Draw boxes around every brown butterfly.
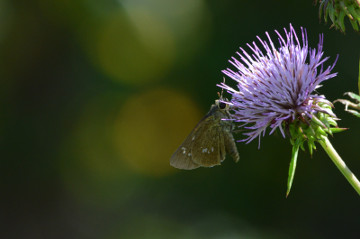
[170,96,239,170]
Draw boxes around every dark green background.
[1,0,359,238]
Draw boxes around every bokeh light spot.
[114,88,203,176]
[97,11,175,85]
[121,0,211,62]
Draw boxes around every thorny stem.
[319,136,360,196]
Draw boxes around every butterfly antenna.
[218,77,226,99]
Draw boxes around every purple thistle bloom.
[220,24,338,145]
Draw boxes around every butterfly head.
[215,99,230,110]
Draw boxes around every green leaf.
[350,19,359,31]
[311,115,327,129]
[330,127,348,133]
[346,109,360,118]
[307,138,316,156]
[338,9,346,32]
[345,92,360,102]
[286,140,300,198]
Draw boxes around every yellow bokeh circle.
[96,11,175,85]
[114,88,203,176]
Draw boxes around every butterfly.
[170,95,239,170]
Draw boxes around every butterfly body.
[170,100,239,170]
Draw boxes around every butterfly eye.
[219,102,227,109]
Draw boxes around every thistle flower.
[219,24,360,196]
[220,24,338,146]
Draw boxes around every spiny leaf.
[345,92,360,102]
[287,140,301,198]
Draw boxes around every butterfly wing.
[170,110,223,169]
[190,113,227,167]
[170,103,238,170]
[170,130,200,170]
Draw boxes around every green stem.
[358,56,360,95]
[319,136,360,195]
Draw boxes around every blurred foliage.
[334,59,360,117]
[0,0,360,238]
[317,0,360,32]
[335,92,360,117]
